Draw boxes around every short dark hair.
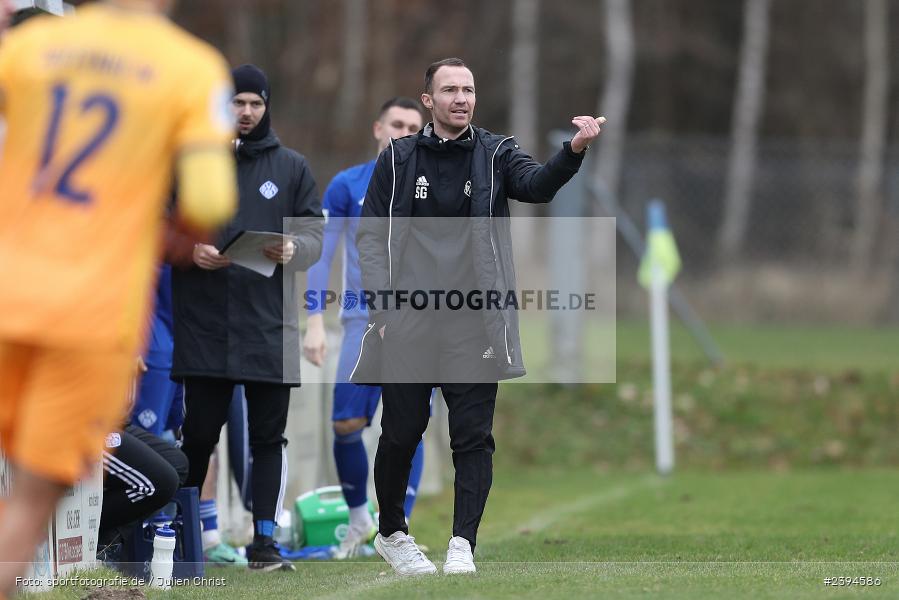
[424,58,468,94]
[377,97,421,121]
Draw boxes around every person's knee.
[248,433,287,453]
[334,428,364,449]
[182,425,221,451]
[3,467,67,525]
[333,417,367,437]
[450,429,495,455]
[380,427,426,453]
[379,411,429,450]
[169,449,189,487]
[153,465,180,505]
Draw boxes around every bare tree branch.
[336,0,368,132]
[718,0,770,262]
[594,0,635,203]
[851,0,889,274]
[510,0,539,154]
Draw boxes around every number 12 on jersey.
[35,83,120,204]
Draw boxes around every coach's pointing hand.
[570,116,606,154]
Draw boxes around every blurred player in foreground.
[0,0,236,593]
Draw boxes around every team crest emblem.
[464,180,472,197]
[260,181,279,199]
[137,409,157,429]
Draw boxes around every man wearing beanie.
[172,64,323,571]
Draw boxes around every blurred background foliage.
[166,0,899,324]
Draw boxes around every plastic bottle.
[150,525,176,589]
[274,508,293,549]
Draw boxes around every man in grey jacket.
[355,58,603,576]
[172,64,322,571]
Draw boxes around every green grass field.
[518,317,899,380]
[37,468,899,599]
[29,322,899,599]
[615,319,899,373]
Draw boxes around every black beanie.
[232,64,271,141]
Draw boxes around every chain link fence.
[610,133,899,324]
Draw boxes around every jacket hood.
[236,129,280,159]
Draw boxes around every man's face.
[0,0,12,32]
[157,0,177,14]
[373,106,423,152]
[232,92,266,136]
[421,66,475,134]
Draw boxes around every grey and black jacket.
[171,130,323,386]
[352,124,585,382]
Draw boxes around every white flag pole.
[650,260,674,475]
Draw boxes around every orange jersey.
[0,5,235,351]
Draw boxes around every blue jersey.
[145,263,174,369]
[307,160,375,321]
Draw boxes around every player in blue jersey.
[131,262,249,566]
[304,97,423,559]
[132,263,182,438]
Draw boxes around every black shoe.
[96,540,124,564]
[96,529,125,564]
[247,537,295,572]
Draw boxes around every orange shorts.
[0,340,133,485]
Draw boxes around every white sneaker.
[443,536,476,574]
[374,532,437,576]
[332,522,377,559]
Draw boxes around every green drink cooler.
[293,485,376,547]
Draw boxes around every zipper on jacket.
[349,322,376,381]
[491,137,516,366]
[488,136,516,263]
[503,325,512,365]
[387,138,397,288]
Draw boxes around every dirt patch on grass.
[82,587,146,600]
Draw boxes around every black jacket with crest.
[352,124,585,382]
[172,130,323,385]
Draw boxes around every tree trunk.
[717,0,770,262]
[590,0,634,276]
[885,216,899,323]
[851,0,889,275]
[224,0,252,65]
[336,0,367,133]
[510,0,540,260]
[594,0,635,205]
[510,0,539,154]
[370,0,397,115]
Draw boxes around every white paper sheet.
[221,230,296,278]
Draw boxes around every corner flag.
[640,200,679,475]
[638,201,681,289]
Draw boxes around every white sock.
[348,505,373,530]
[202,527,221,551]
